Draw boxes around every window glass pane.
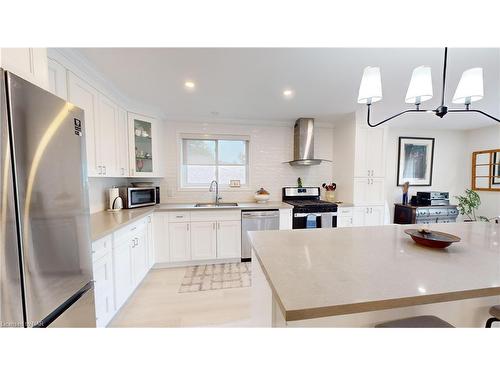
[185,165,216,185]
[218,140,246,165]
[475,177,490,189]
[475,153,489,165]
[218,166,246,185]
[184,140,216,165]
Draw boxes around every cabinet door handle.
[367,169,370,177]
[98,166,102,175]
[187,223,189,231]
[103,165,106,175]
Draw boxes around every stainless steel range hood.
[287,118,331,166]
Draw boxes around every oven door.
[293,212,337,229]
[129,188,156,208]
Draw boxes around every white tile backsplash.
[160,121,335,203]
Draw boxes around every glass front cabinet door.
[128,112,157,176]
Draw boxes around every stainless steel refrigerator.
[0,69,95,327]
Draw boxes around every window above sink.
[180,134,249,189]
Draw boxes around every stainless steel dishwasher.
[241,210,280,261]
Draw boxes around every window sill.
[178,186,253,192]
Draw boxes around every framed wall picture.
[397,137,435,186]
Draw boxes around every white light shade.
[357,66,382,104]
[405,66,433,104]
[452,67,484,104]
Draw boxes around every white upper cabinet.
[97,93,119,177]
[128,112,159,177]
[0,48,49,89]
[354,127,385,178]
[47,58,68,100]
[116,107,129,177]
[67,72,101,176]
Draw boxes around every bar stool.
[485,305,500,328]
[375,315,454,328]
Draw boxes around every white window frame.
[179,133,250,190]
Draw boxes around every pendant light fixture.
[357,48,500,127]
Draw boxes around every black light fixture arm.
[366,104,433,128]
[448,108,500,122]
[364,47,500,127]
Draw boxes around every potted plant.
[454,189,489,222]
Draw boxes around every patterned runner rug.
[179,262,251,293]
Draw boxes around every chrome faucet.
[209,180,221,205]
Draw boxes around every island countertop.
[249,222,500,322]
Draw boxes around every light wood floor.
[109,267,252,327]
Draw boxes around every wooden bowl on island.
[404,228,461,249]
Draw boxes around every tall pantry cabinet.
[333,111,387,227]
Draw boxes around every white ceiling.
[73,48,500,130]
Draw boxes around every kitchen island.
[250,222,500,327]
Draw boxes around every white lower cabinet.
[169,222,191,262]
[113,237,133,311]
[156,210,242,265]
[216,220,241,259]
[352,206,385,227]
[92,236,115,328]
[131,227,148,286]
[153,213,170,263]
[337,207,354,228]
[191,221,217,260]
[338,216,354,227]
[146,215,154,268]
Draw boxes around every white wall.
[88,178,128,213]
[158,121,335,203]
[385,127,468,222]
[465,125,500,220]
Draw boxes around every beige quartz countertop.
[249,222,500,321]
[91,201,292,241]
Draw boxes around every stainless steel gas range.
[282,187,338,229]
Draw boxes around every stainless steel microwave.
[118,186,158,208]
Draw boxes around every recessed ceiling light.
[185,81,195,89]
[283,89,294,98]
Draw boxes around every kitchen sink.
[194,202,239,208]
